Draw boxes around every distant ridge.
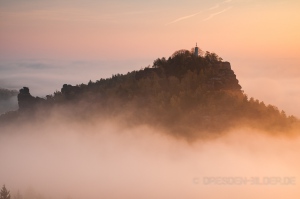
[0,88,18,101]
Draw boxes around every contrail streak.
[209,4,220,10]
[208,0,232,12]
[166,11,202,25]
[203,7,232,21]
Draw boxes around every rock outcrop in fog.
[0,49,299,139]
[18,87,45,111]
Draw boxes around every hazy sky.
[1,0,300,116]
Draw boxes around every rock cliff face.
[210,62,242,91]
[135,61,241,92]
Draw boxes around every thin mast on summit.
[194,43,199,57]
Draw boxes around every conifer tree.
[0,185,10,199]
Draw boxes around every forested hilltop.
[0,50,298,139]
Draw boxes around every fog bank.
[1,120,299,199]
[0,96,18,115]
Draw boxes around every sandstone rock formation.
[18,87,44,111]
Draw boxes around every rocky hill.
[0,49,298,139]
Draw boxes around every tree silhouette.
[0,185,10,199]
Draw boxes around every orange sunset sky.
[0,0,300,116]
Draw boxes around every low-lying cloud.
[0,97,18,115]
[0,59,149,97]
[1,115,299,199]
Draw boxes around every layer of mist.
[1,113,299,199]
[0,59,149,97]
[0,96,18,115]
